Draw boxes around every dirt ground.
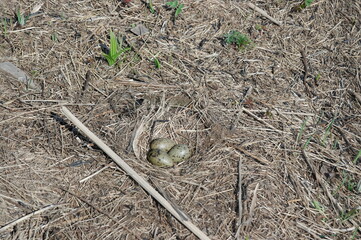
[0,0,360,239]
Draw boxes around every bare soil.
[0,0,360,239]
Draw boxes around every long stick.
[235,157,243,238]
[61,106,210,240]
[0,205,57,232]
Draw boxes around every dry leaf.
[130,24,149,36]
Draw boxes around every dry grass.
[1,0,360,239]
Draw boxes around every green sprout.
[343,175,356,192]
[321,118,335,146]
[51,33,58,42]
[311,200,324,213]
[16,9,28,26]
[102,31,130,66]
[293,0,315,12]
[353,149,361,164]
[339,208,360,221]
[224,30,252,49]
[153,57,161,69]
[303,135,313,149]
[166,0,184,18]
[345,180,357,192]
[148,0,156,14]
[1,18,9,36]
[296,118,308,144]
[350,228,360,240]
[338,171,358,193]
[303,0,315,8]
[314,73,321,82]
[311,200,327,221]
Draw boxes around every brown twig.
[235,157,243,238]
[234,146,271,165]
[81,70,91,95]
[287,169,310,207]
[300,49,318,96]
[242,108,286,134]
[334,125,359,156]
[247,3,282,26]
[114,78,178,89]
[126,120,145,157]
[348,89,361,105]
[79,162,113,183]
[243,182,260,232]
[300,49,309,82]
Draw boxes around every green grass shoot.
[339,208,360,221]
[321,118,335,146]
[51,33,58,42]
[311,200,324,212]
[345,179,356,192]
[353,149,361,164]
[148,0,155,14]
[16,9,28,26]
[337,170,358,193]
[314,73,321,82]
[350,228,360,240]
[303,135,313,149]
[103,31,130,66]
[311,200,327,220]
[153,57,161,69]
[296,118,308,144]
[1,18,9,36]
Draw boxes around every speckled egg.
[168,144,191,163]
[147,149,174,167]
[149,138,176,152]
